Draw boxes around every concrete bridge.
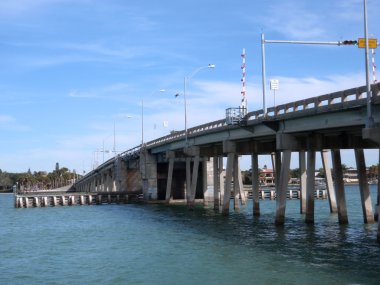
[16,83,380,242]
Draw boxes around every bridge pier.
[165,151,175,203]
[321,150,338,213]
[332,150,348,224]
[251,153,260,216]
[299,151,307,214]
[183,146,205,209]
[140,148,158,201]
[212,156,223,211]
[375,150,380,222]
[233,155,246,210]
[355,149,374,224]
[275,151,291,225]
[221,141,245,215]
[305,150,316,224]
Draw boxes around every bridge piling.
[165,151,175,203]
[305,150,316,224]
[332,150,348,224]
[299,151,307,214]
[375,150,380,221]
[321,150,338,213]
[219,157,225,208]
[355,149,374,224]
[251,153,260,216]
[213,156,220,211]
[202,158,209,206]
[275,150,291,225]
[222,152,234,215]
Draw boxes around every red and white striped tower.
[372,49,377,84]
[240,48,247,115]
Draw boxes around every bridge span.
[16,83,380,242]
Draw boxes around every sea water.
[1,185,379,285]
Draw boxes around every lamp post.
[183,64,215,145]
[363,0,374,128]
[141,89,165,146]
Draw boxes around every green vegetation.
[0,163,81,193]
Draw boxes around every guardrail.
[76,83,380,182]
[146,83,380,149]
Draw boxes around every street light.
[141,89,165,146]
[183,64,215,145]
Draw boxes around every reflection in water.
[0,185,379,285]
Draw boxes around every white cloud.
[0,114,14,123]
[68,83,132,99]
[0,0,92,16]
[258,2,325,39]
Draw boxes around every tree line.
[0,163,81,192]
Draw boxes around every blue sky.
[0,0,379,173]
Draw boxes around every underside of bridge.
[157,161,204,201]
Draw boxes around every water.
[1,185,379,285]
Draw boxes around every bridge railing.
[146,83,380,149]
[77,83,380,183]
[263,84,380,118]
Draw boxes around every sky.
[0,0,379,174]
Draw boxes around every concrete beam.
[276,133,300,150]
[223,140,236,154]
[183,146,200,157]
[362,127,380,145]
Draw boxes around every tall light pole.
[141,89,165,146]
[183,64,215,145]
[363,0,373,128]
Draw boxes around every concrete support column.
[213,156,220,211]
[331,150,348,224]
[202,158,209,206]
[185,157,191,204]
[236,156,246,206]
[299,151,307,214]
[219,156,225,207]
[321,150,337,213]
[107,171,113,192]
[222,141,237,215]
[274,151,282,191]
[140,149,158,201]
[375,150,380,221]
[222,152,234,215]
[189,154,200,209]
[165,151,175,203]
[305,150,316,224]
[233,155,240,210]
[354,149,374,224]
[251,153,260,216]
[275,151,291,225]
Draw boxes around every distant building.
[343,167,359,184]
[259,167,275,186]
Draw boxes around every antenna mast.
[240,48,247,116]
[373,49,377,84]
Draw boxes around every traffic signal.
[341,40,358,45]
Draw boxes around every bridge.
[15,83,380,242]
